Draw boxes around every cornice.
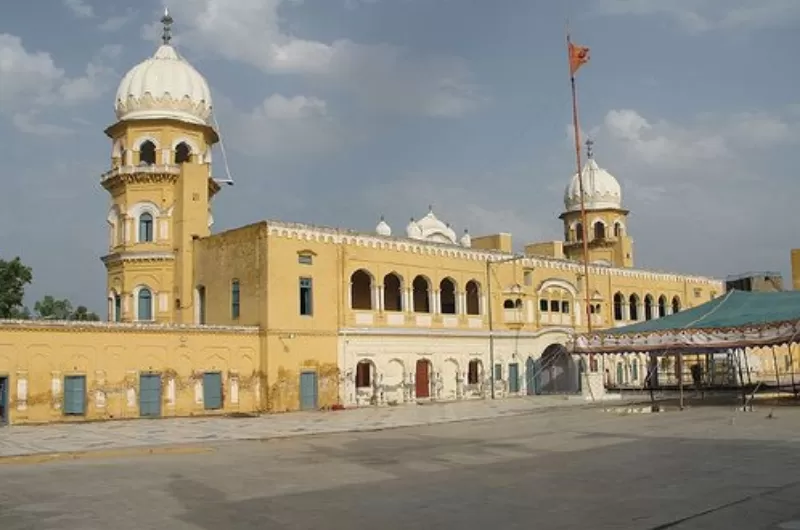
[339,326,577,339]
[263,220,724,288]
[0,319,261,335]
[101,251,175,265]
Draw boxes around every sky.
[0,0,798,313]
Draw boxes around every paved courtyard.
[3,402,800,529]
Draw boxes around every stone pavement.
[0,395,618,459]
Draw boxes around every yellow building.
[0,13,734,426]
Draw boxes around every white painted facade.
[337,328,580,407]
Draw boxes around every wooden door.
[415,360,430,398]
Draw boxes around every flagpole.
[567,32,595,349]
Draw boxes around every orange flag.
[568,41,590,76]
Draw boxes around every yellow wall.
[0,322,261,425]
[791,249,800,290]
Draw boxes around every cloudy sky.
[0,0,797,312]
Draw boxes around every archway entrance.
[535,343,580,394]
[525,357,536,395]
[415,359,431,398]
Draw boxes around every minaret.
[101,10,221,324]
[559,139,634,267]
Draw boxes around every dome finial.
[161,7,174,45]
[585,137,594,159]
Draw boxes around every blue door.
[203,372,223,410]
[299,371,318,411]
[64,375,86,416]
[508,363,520,393]
[525,358,536,395]
[139,373,162,418]
[0,376,8,426]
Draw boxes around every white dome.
[564,158,622,212]
[376,216,391,236]
[411,209,458,244]
[459,229,472,248]
[115,44,213,126]
[406,218,422,238]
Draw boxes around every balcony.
[101,164,181,183]
[502,308,525,325]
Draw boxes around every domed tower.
[559,140,634,268]
[101,9,221,324]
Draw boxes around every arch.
[575,222,584,242]
[412,275,431,313]
[174,142,192,164]
[658,295,668,317]
[139,139,156,165]
[138,212,154,243]
[383,272,403,311]
[613,292,625,321]
[107,206,121,247]
[465,280,481,315]
[536,278,579,298]
[134,285,154,321]
[535,343,579,394]
[439,277,457,314]
[195,285,206,324]
[355,359,375,389]
[614,221,624,237]
[503,299,515,309]
[629,294,640,321]
[415,358,432,398]
[350,269,373,310]
[111,138,123,159]
[108,289,122,322]
[644,294,655,320]
[672,296,681,313]
[171,136,200,154]
[593,220,606,240]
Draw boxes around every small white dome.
[376,216,391,236]
[406,218,422,238]
[564,157,622,212]
[460,229,471,248]
[115,29,212,127]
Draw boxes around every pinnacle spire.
[161,7,174,45]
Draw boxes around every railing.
[101,164,181,182]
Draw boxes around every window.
[561,301,570,313]
[356,362,371,388]
[465,280,481,315]
[175,142,191,164]
[113,293,121,322]
[196,286,206,325]
[550,300,560,312]
[539,299,548,312]
[494,363,502,382]
[231,280,240,319]
[594,222,605,240]
[298,253,313,265]
[523,270,533,286]
[139,140,156,165]
[137,288,153,321]
[300,277,313,316]
[138,212,154,242]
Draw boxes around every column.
[16,371,28,411]
[371,285,379,311]
[480,295,487,316]
[161,147,170,164]
[404,288,412,313]
[378,285,385,311]
[623,303,630,321]
[432,290,441,314]
[347,282,353,309]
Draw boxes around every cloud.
[63,0,94,18]
[0,35,120,133]
[216,93,354,157]
[592,0,800,32]
[149,0,483,118]
[98,9,137,32]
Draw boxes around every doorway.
[0,376,8,426]
[299,371,318,411]
[139,373,162,418]
[508,363,520,393]
[415,359,431,398]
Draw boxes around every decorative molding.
[340,326,575,339]
[0,319,260,334]
[101,251,175,265]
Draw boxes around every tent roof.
[574,290,800,354]
[606,290,800,335]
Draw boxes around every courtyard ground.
[2,399,800,529]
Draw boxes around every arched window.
[614,222,623,237]
[355,361,372,388]
[196,285,206,324]
[138,212,154,243]
[467,359,481,385]
[439,278,456,314]
[594,222,605,240]
[140,140,156,165]
[632,359,639,381]
[503,299,515,309]
[613,292,624,321]
[644,295,654,320]
[383,273,402,311]
[629,294,640,321]
[412,276,430,313]
[175,142,192,164]
[137,288,153,321]
[672,296,681,314]
[465,280,480,315]
[658,295,667,317]
[575,222,583,242]
[350,270,373,310]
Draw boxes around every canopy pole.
[771,345,781,393]
[735,348,747,408]
[790,342,798,397]
[677,352,684,410]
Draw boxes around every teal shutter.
[203,372,223,410]
[63,376,86,415]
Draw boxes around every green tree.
[71,305,100,321]
[0,257,33,318]
[34,295,74,320]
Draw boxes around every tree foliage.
[0,257,33,318]
[34,295,100,321]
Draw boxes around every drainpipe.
[487,259,495,400]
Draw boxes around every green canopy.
[575,290,800,353]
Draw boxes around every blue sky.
[0,0,798,312]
